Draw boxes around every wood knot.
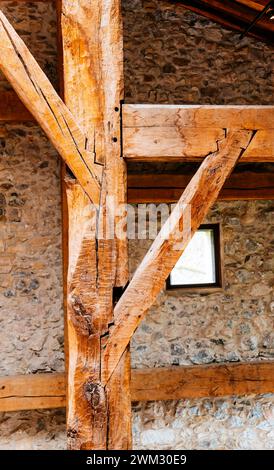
[70,294,93,336]
[67,427,78,439]
[83,381,105,409]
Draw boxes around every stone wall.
[131,200,274,450]
[123,0,274,105]
[0,0,273,450]
[0,2,65,450]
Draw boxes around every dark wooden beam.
[0,91,33,122]
[128,172,274,202]
[168,0,274,44]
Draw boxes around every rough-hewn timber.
[0,10,102,205]
[102,130,253,385]
[1,361,274,412]
[59,0,131,450]
[123,105,274,162]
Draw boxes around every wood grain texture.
[0,90,33,121]
[127,172,274,202]
[123,105,274,129]
[102,130,253,385]
[131,361,274,401]
[1,361,274,412]
[0,10,102,205]
[59,0,131,450]
[61,0,128,287]
[123,105,274,162]
[0,373,66,412]
[107,347,132,450]
[66,180,107,450]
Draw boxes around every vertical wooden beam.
[58,0,131,450]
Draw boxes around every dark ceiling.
[168,0,274,44]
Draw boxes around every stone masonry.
[0,0,273,450]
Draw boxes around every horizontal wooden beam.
[1,361,273,411]
[0,91,33,122]
[123,105,274,162]
[131,361,274,402]
[128,172,274,202]
[0,373,66,412]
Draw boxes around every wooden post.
[58,0,131,450]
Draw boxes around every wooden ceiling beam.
[127,171,274,202]
[123,105,274,163]
[1,361,274,412]
[102,130,253,385]
[0,11,102,206]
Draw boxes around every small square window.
[166,224,223,291]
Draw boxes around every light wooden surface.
[127,172,274,202]
[1,361,274,412]
[131,361,274,401]
[0,11,102,205]
[102,130,253,385]
[123,105,274,162]
[59,0,131,450]
[123,105,274,128]
[66,181,107,450]
[0,373,66,412]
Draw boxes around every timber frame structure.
[0,0,273,450]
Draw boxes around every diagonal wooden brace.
[0,10,102,206]
[102,129,254,385]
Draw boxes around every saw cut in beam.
[102,130,253,385]
[123,104,274,162]
[0,10,102,205]
[1,361,274,412]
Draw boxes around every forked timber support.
[0,3,270,452]
[58,0,130,450]
[0,3,130,449]
[102,129,253,385]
